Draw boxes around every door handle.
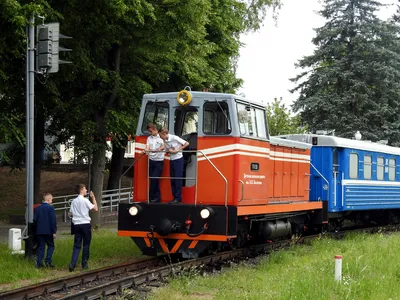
[239,180,244,202]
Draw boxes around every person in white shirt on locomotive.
[159,128,189,203]
[143,123,165,203]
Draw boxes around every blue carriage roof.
[275,134,400,156]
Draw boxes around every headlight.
[176,89,192,106]
[200,207,214,219]
[129,205,141,216]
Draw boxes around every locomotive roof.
[269,136,311,150]
[276,134,400,156]
[142,91,265,108]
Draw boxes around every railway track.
[1,225,399,300]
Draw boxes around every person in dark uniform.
[33,193,57,268]
[159,128,189,203]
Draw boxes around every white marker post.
[334,255,342,282]
[8,228,25,255]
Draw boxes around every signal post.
[24,16,71,257]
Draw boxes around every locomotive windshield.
[203,101,231,135]
[141,101,169,133]
[237,102,267,139]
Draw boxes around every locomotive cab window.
[141,101,169,133]
[389,158,396,181]
[349,153,358,179]
[174,108,198,138]
[237,102,268,139]
[203,101,231,135]
[364,155,372,179]
[182,111,198,136]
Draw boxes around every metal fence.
[52,187,133,222]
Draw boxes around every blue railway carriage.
[277,134,400,227]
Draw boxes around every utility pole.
[25,14,35,258]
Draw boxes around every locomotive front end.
[117,89,239,258]
[118,202,236,258]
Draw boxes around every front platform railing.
[119,149,228,207]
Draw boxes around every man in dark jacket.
[33,193,57,268]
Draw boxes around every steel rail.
[0,256,167,300]
[51,224,400,300]
[1,224,400,300]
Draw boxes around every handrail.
[35,187,134,223]
[142,149,228,207]
[118,152,145,202]
[310,162,329,203]
[22,187,132,238]
[197,150,228,207]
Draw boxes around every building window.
[377,157,384,180]
[349,153,358,179]
[125,140,135,156]
[364,155,372,179]
[203,102,231,135]
[237,102,268,139]
[389,158,396,181]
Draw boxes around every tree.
[266,97,306,136]
[0,0,29,162]
[291,0,400,145]
[0,0,281,225]
[46,0,237,226]
[0,0,61,203]
[154,0,281,93]
[106,111,137,191]
[107,0,282,191]
[46,0,281,226]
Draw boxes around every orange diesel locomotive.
[118,90,325,258]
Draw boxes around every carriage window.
[141,102,169,133]
[364,155,372,179]
[377,157,384,180]
[237,103,267,138]
[203,102,231,134]
[389,158,396,181]
[333,149,338,172]
[349,153,358,179]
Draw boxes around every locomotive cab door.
[173,106,198,193]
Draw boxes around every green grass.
[150,232,400,300]
[0,229,141,291]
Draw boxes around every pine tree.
[291,0,400,145]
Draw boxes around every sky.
[236,0,397,108]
